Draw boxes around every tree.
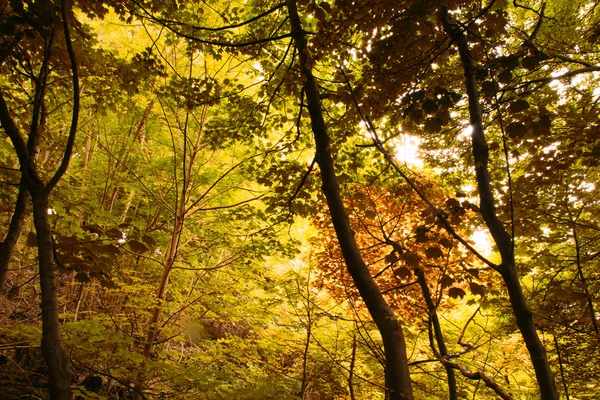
[286,1,414,398]
[0,1,81,396]
[1,1,599,398]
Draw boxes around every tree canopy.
[0,0,598,399]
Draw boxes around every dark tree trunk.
[414,268,457,400]
[0,177,28,289]
[286,2,414,398]
[32,190,72,399]
[441,8,558,400]
[0,2,79,395]
[501,264,557,398]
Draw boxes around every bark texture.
[286,1,414,398]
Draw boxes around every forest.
[0,0,598,399]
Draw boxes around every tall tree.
[440,7,558,398]
[0,1,80,397]
[286,1,414,398]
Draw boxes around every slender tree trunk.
[286,2,413,398]
[348,333,357,400]
[553,335,570,399]
[441,8,558,400]
[0,177,28,289]
[572,226,599,334]
[134,210,184,400]
[32,190,72,399]
[414,268,457,400]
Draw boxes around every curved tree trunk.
[441,8,558,400]
[0,177,28,289]
[286,2,414,398]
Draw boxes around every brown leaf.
[422,99,438,114]
[394,267,412,280]
[521,55,539,70]
[506,122,527,138]
[499,54,519,70]
[469,282,485,297]
[314,6,327,21]
[83,224,103,234]
[105,227,123,240]
[481,81,499,97]
[403,251,420,267]
[509,99,530,113]
[424,117,442,133]
[128,240,149,253]
[75,272,90,283]
[467,268,480,278]
[448,287,466,299]
[439,238,453,249]
[98,244,121,257]
[498,69,512,84]
[26,232,37,247]
[425,247,444,259]
[384,252,399,264]
[440,275,454,289]
[319,1,331,13]
[142,234,157,247]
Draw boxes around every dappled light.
[0,1,598,399]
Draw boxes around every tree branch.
[45,0,80,194]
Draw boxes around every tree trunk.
[441,8,558,400]
[414,268,457,400]
[286,2,413,398]
[32,189,72,399]
[501,264,557,398]
[0,177,28,289]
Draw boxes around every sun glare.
[459,124,473,141]
[471,229,494,258]
[395,134,423,167]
